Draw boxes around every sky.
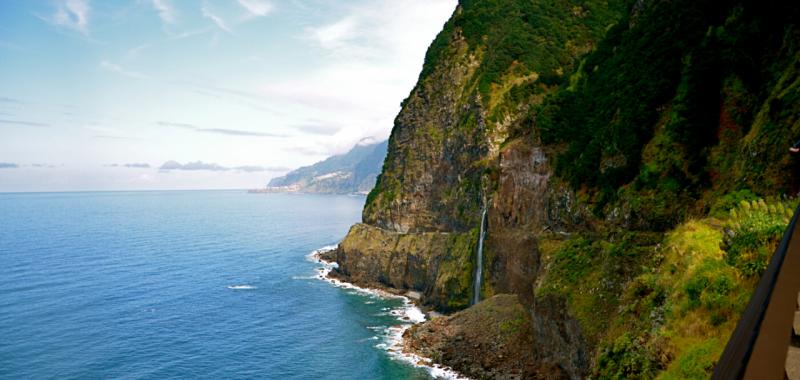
[0,0,456,192]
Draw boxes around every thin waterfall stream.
[472,203,488,305]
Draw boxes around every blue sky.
[0,0,456,191]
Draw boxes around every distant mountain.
[264,140,388,194]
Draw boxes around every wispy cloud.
[165,28,213,41]
[125,43,151,59]
[156,121,285,137]
[110,162,151,168]
[45,0,90,35]
[287,143,335,157]
[189,1,270,38]
[0,162,19,169]
[292,120,343,135]
[159,160,288,172]
[0,119,50,127]
[157,121,196,129]
[202,128,277,137]
[175,81,281,115]
[93,135,142,141]
[260,0,456,154]
[234,165,289,172]
[237,0,273,18]
[356,136,380,146]
[0,96,23,104]
[307,17,357,51]
[84,125,142,141]
[160,160,226,171]
[151,0,176,24]
[100,60,148,79]
[201,4,232,34]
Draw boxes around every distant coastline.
[247,187,370,196]
[260,140,387,195]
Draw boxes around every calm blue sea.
[0,190,432,380]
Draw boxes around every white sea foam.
[290,275,318,280]
[227,284,257,290]
[305,245,338,262]
[309,246,469,380]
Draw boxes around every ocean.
[0,190,437,379]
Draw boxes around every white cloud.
[158,160,287,172]
[48,0,90,35]
[151,0,176,24]
[237,0,273,18]
[202,4,232,33]
[160,160,227,171]
[156,121,286,137]
[100,60,148,79]
[292,119,343,135]
[263,0,456,155]
[125,43,151,60]
[307,17,357,51]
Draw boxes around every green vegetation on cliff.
[537,196,796,378]
[341,0,800,378]
[439,0,626,95]
[534,0,800,221]
[520,4,800,373]
[365,0,628,233]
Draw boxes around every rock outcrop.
[403,294,545,379]
[332,223,474,311]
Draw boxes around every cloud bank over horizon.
[158,160,288,172]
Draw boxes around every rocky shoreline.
[317,247,554,379]
[309,247,469,380]
[403,294,571,380]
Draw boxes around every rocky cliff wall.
[333,0,800,377]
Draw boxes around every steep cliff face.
[335,0,800,378]
[363,31,486,234]
[333,223,476,310]
[343,0,627,308]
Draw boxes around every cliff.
[265,140,387,194]
[333,0,800,378]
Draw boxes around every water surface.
[0,190,432,379]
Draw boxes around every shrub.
[721,198,794,277]
[595,333,657,379]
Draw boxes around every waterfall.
[472,204,488,305]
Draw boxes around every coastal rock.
[403,294,567,379]
[333,223,475,311]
